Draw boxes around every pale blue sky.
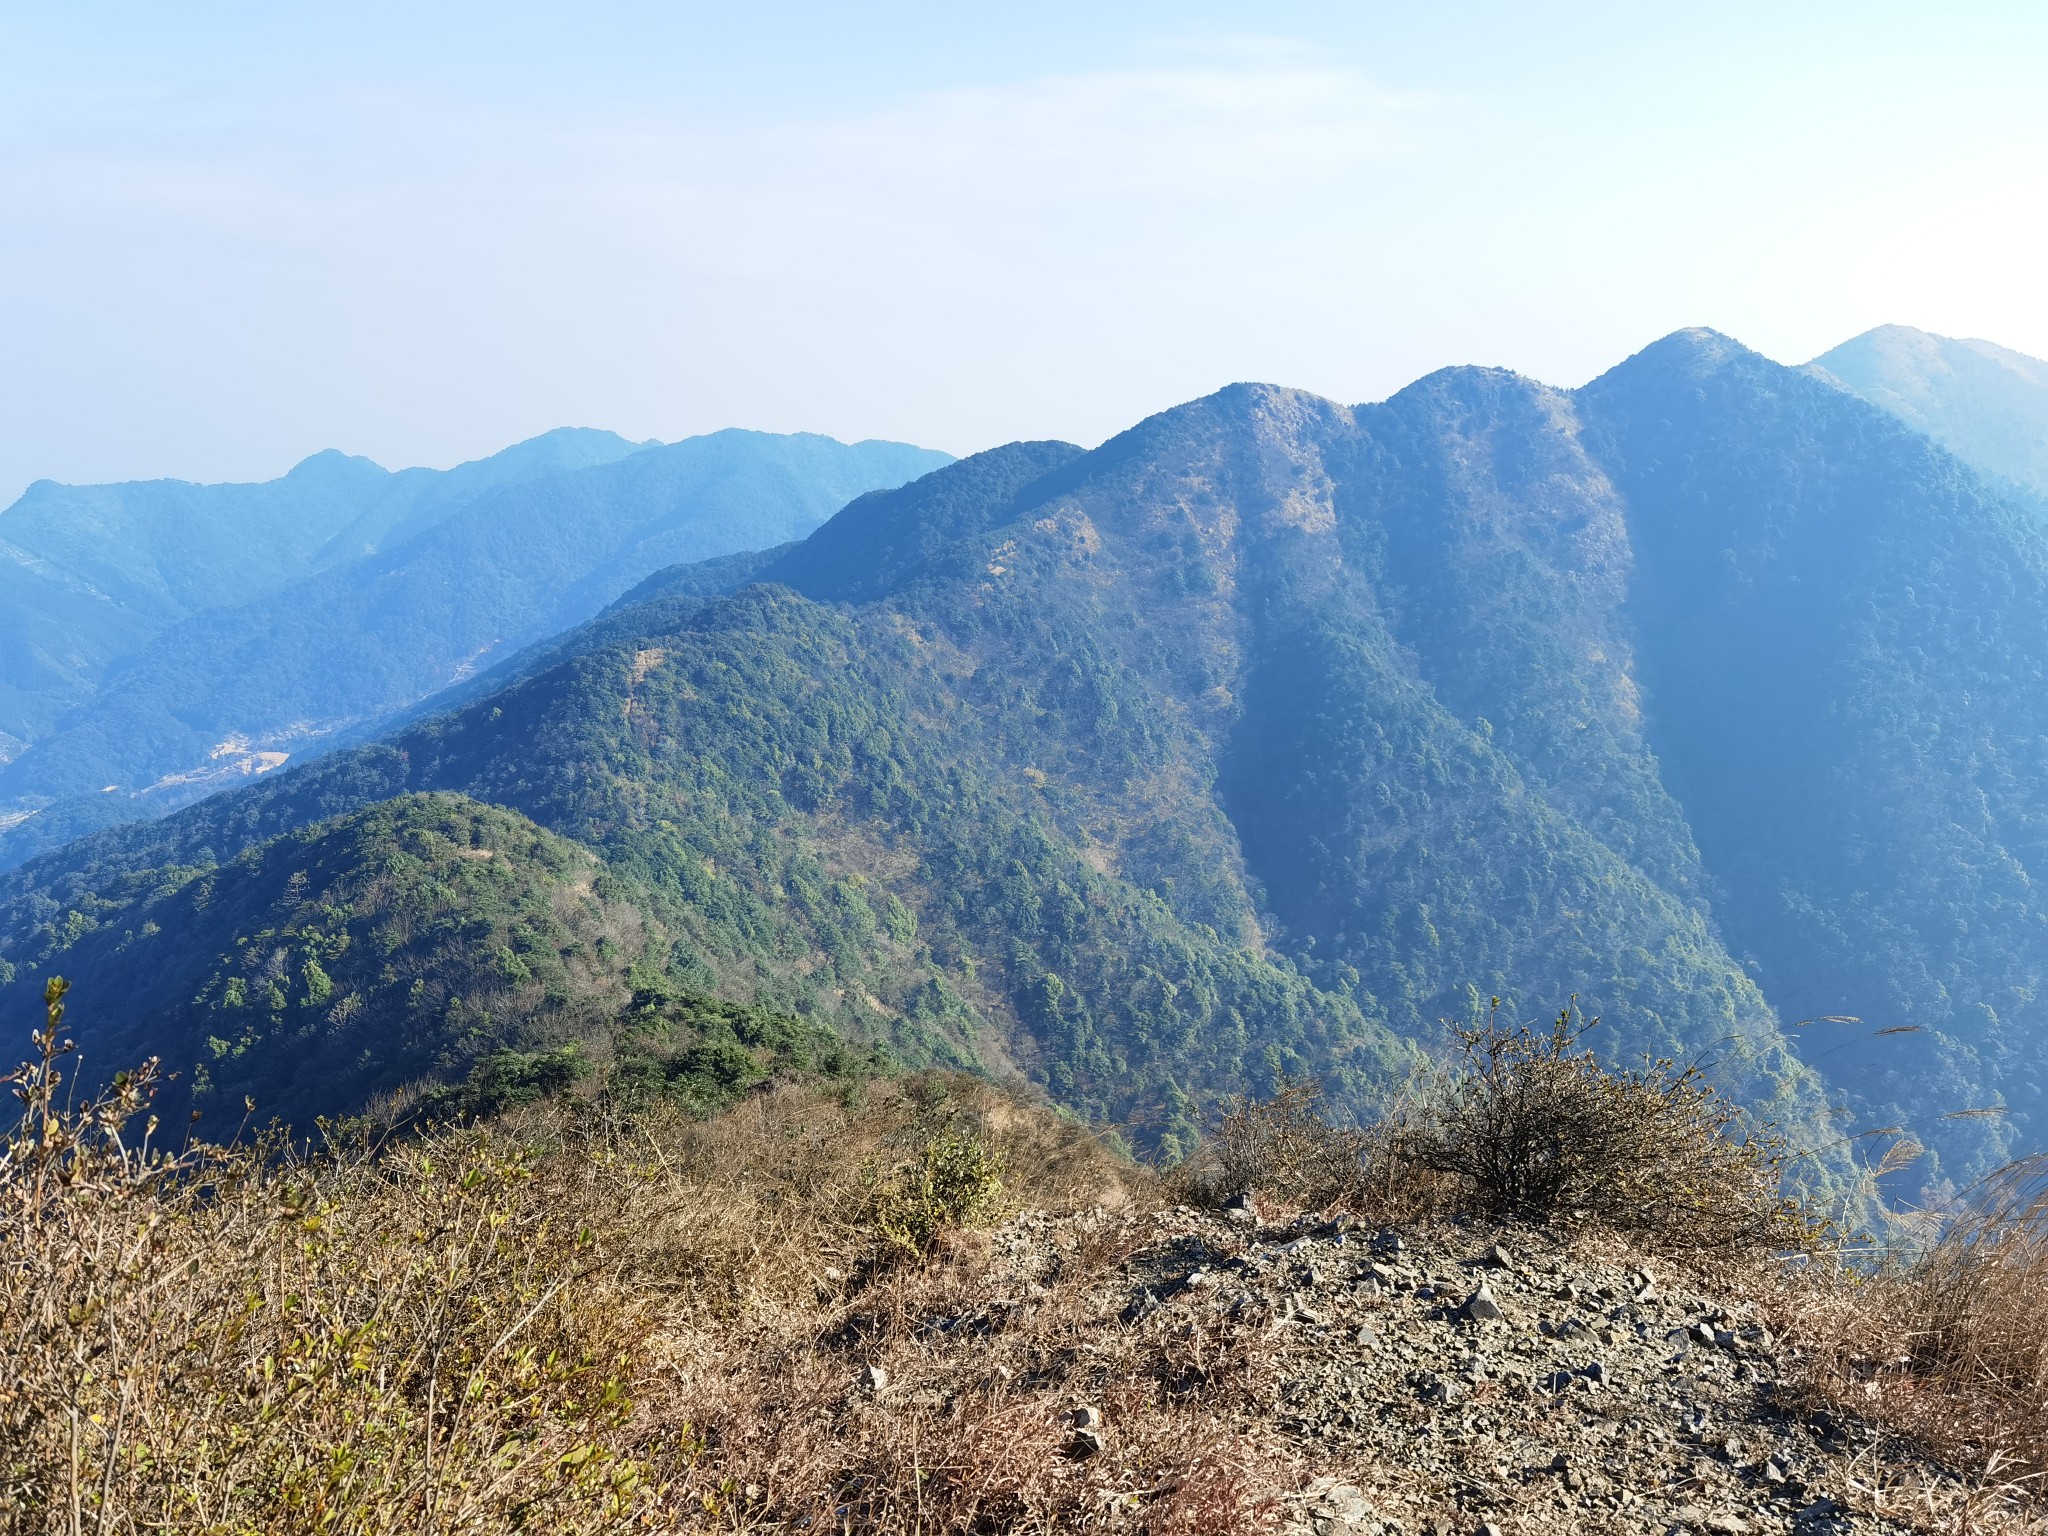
[2,2,2044,502]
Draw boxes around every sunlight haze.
[2,0,2043,501]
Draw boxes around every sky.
[2,2,2045,503]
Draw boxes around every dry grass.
[23,965,2048,1534]
[1,981,1292,1534]
[1171,1079,1459,1226]
[1777,1156,2048,1528]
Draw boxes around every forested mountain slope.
[1582,329,2048,1180]
[0,791,878,1130]
[11,328,2047,1188]
[1809,324,2048,502]
[0,431,950,858]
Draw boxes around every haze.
[2,0,2044,503]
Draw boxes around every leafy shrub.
[417,1042,590,1120]
[870,1124,1006,1256]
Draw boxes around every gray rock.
[1483,1244,1514,1270]
[1071,1403,1103,1430]
[1067,1427,1104,1458]
[860,1364,889,1394]
[1463,1283,1503,1322]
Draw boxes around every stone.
[1704,1516,1750,1534]
[1067,1427,1104,1458]
[1583,1359,1609,1386]
[860,1364,889,1394]
[1483,1243,1514,1270]
[1463,1283,1502,1322]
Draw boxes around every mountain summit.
[1808,323,2048,501]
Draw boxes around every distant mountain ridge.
[0,429,953,861]
[1808,324,2048,502]
[0,427,655,756]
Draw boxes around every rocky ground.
[978,1204,1974,1536]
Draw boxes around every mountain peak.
[1808,325,2048,499]
[284,448,390,482]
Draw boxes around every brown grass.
[1,980,1292,1534]
[1777,1156,2048,1527]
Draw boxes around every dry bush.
[1405,1003,1819,1254]
[1781,1155,2048,1509]
[1173,1006,1811,1254]
[1174,1079,1457,1225]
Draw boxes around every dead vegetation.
[1777,1154,2048,1524]
[12,973,2048,1533]
[1186,1005,1814,1257]
[0,977,1284,1534]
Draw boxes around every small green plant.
[870,1125,1006,1256]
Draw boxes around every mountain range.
[0,429,950,864]
[11,326,2048,1198]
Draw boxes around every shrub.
[1177,1003,1817,1252]
[1200,1078,1373,1210]
[1407,1002,1818,1253]
[868,1119,1006,1257]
